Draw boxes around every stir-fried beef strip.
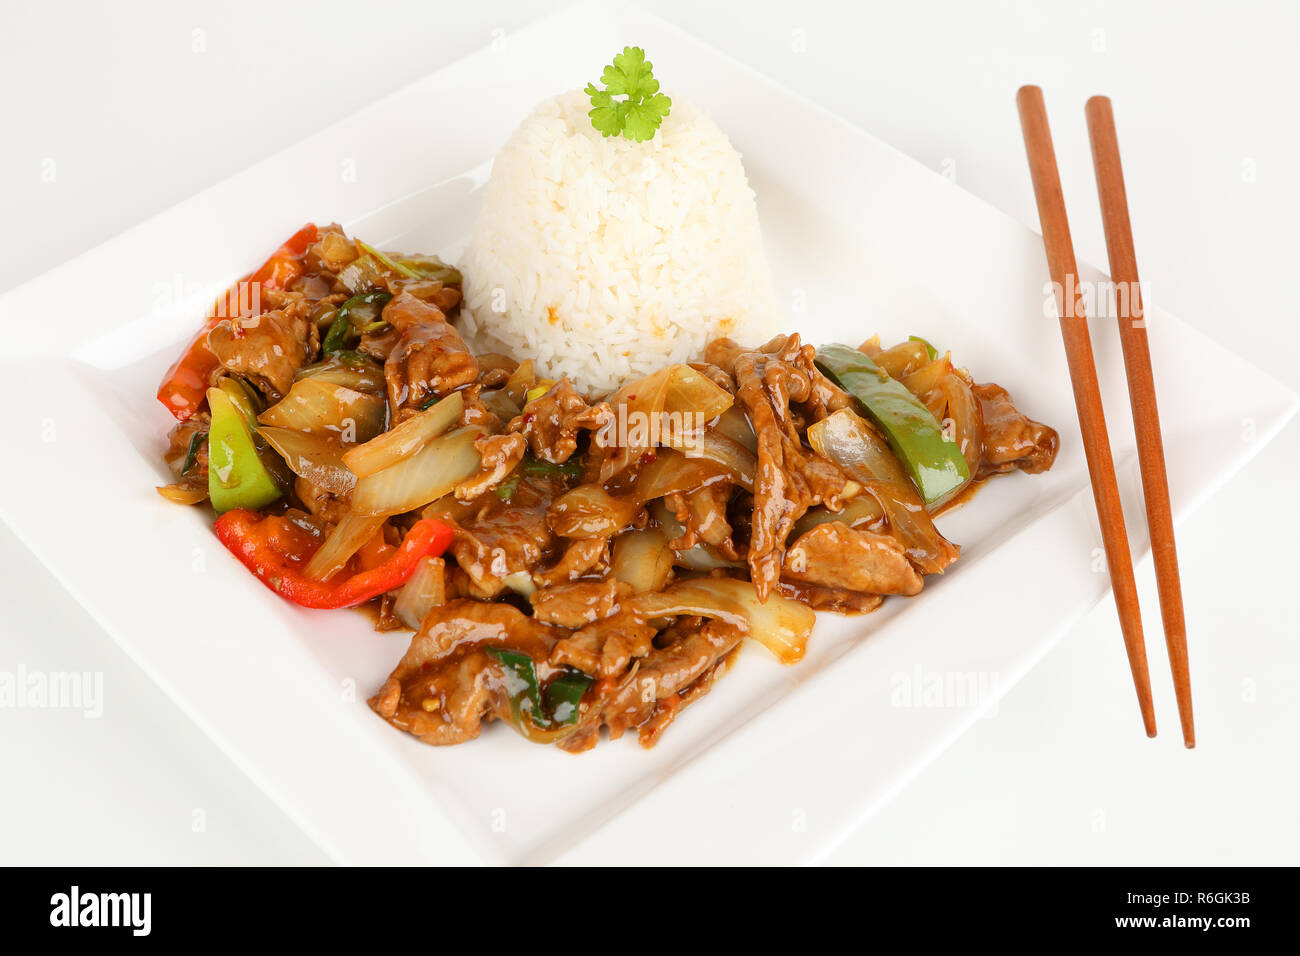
[383,292,479,421]
[549,610,657,679]
[508,379,614,464]
[972,382,1060,477]
[533,536,610,588]
[531,579,630,628]
[295,476,348,525]
[443,491,557,600]
[559,618,745,752]
[207,300,318,401]
[778,583,885,614]
[706,334,853,601]
[682,482,738,558]
[782,522,923,596]
[455,432,527,501]
[369,601,562,746]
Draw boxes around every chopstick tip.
[1086,93,1112,112]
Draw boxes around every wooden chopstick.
[1085,96,1195,748]
[1015,85,1157,737]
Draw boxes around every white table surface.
[1,0,1296,865]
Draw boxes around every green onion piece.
[356,240,420,279]
[487,647,549,730]
[544,670,593,726]
[495,475,520,502]
[322,310,352,354]
[518,456,583,481]
[181,430,207,476]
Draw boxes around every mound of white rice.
[458,89,778,395]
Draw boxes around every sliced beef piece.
[446,497,554,599]
[777,582,885,614]
[635,646,740,748]
[558,618,744,753]
[207,299,317,401]
[972,382,1060,477]
[684,482,737,559]
[369,601,561,746]
[533,536,610,588]
[455,384,505,433]
[454,432,526,502]
[358,325,401,362]
[531,580,631,628]
[374,592,408,632]
[475,353,519,390]
[706,334,852,600]
[687,361,736,394]
[548,610,656,679]
[508,379,612,464]
[382,292,478,421]
[782,522,923,596]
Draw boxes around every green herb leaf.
[585,46,671,142]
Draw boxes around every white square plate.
[1,1,1294,865]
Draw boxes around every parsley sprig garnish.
[584,46,672,142]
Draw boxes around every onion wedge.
[662,429,755,491]
[155,483,208,505]
[351,425,485,517]
[712,405,757,453]
[791,496,886,538]
[258,426,356,496]
[302,512,386,581]
[634,448,730,503]
[294,353,386,393]
[392,555,445,629]
[601,365,734,479]
[258,379,385,442]
[631,578,814,665]
[548,484,641,538]
[611,527,674,593]
[341,390,463,479]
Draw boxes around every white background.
[1,0,1296,864]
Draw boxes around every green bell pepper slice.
[206,387,282,514]
[815,343,969,505]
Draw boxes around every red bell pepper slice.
[213,509,454,610]
[157,223,319,421]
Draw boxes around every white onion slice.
[350,425,485,517]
